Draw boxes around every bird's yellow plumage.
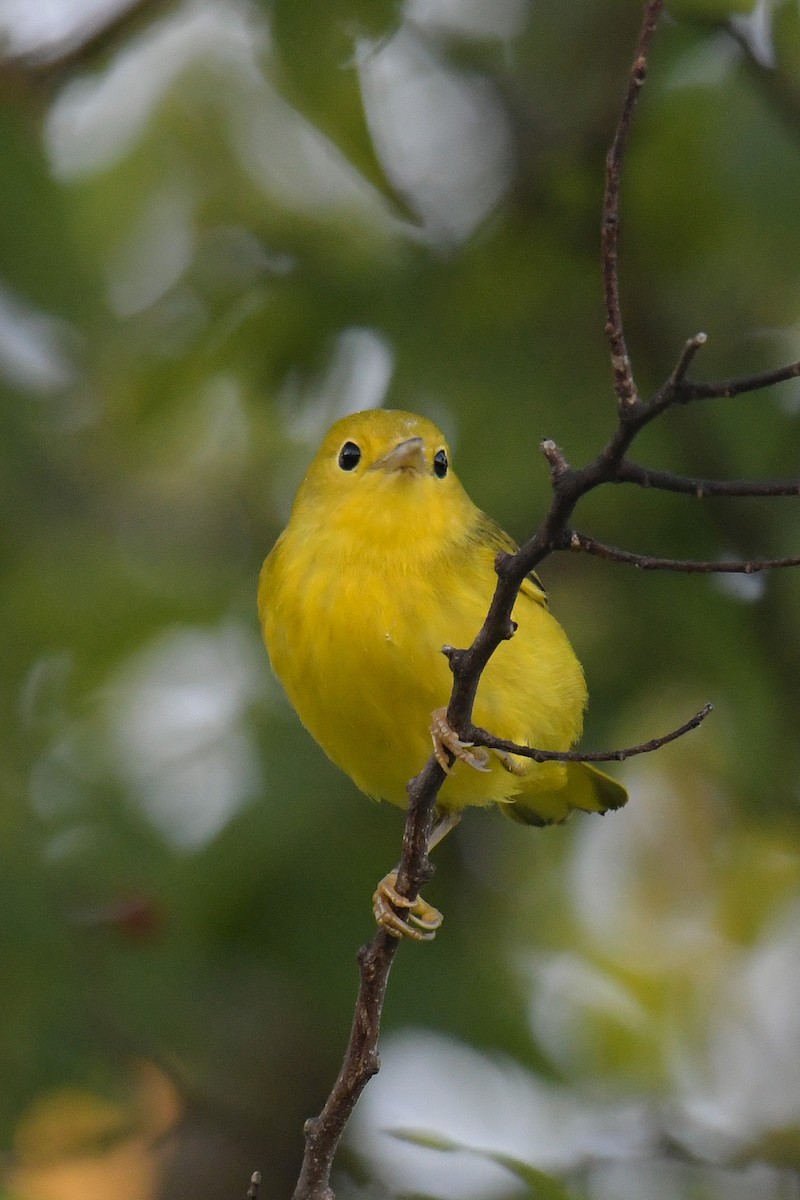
[258,409,626,831]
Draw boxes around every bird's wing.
[501,762,628,825]
[474,513,548,609]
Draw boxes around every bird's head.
[289,409,475,557]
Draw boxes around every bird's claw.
[431,707,491,773]
[372,871,443,942]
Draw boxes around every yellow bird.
[259,409,626,939]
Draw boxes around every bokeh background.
[3,1,800,1197]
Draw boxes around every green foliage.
[392,1129,583,1199]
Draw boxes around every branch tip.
[468,701,712,766]
[670,331,709,389]
[541,439,570,478]
[442,644,465,673]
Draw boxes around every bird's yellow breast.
[259,490,587,811]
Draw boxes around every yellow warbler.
[259,409,626,937]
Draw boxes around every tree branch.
[569,531,800,574]
[682,358,800,401]
[467,704,712,765]
[291,933,398,1200]
[669,332,708,387]
[289,757,443,1200]
[602,0,665,409]
[615,460,800,497]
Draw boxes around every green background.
[3,1,800,1197]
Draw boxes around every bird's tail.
[502,761,628,827]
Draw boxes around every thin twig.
[615,460,800,497]
[570,531,800,573]
[645,341,800,422]
[669,332,708,387]
[602,0,665,409]
[684,359,800,401]
[467,704,712,764]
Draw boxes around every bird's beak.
[371,437,426,476]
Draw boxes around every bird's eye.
[433,449,448,478]
[338,441,362,471]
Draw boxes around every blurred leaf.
[739,1124,800,1170]
[270,0,403,199]
[390,1128,582,1199]
[0,107,93,314]
[15,1089,134,1164]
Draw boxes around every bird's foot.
[431,707,491,773]
[372,870,443,942]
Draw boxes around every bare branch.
[468,703,712,765]
[683,358,800,402]
[290,757,444,1200]
[570,531,800,573]
[603,0,665,410]
[636,338,800,426]
[615,460,800,498]
[670,332,708,387]
[541,437,572,482]
[292,933,399,1200]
